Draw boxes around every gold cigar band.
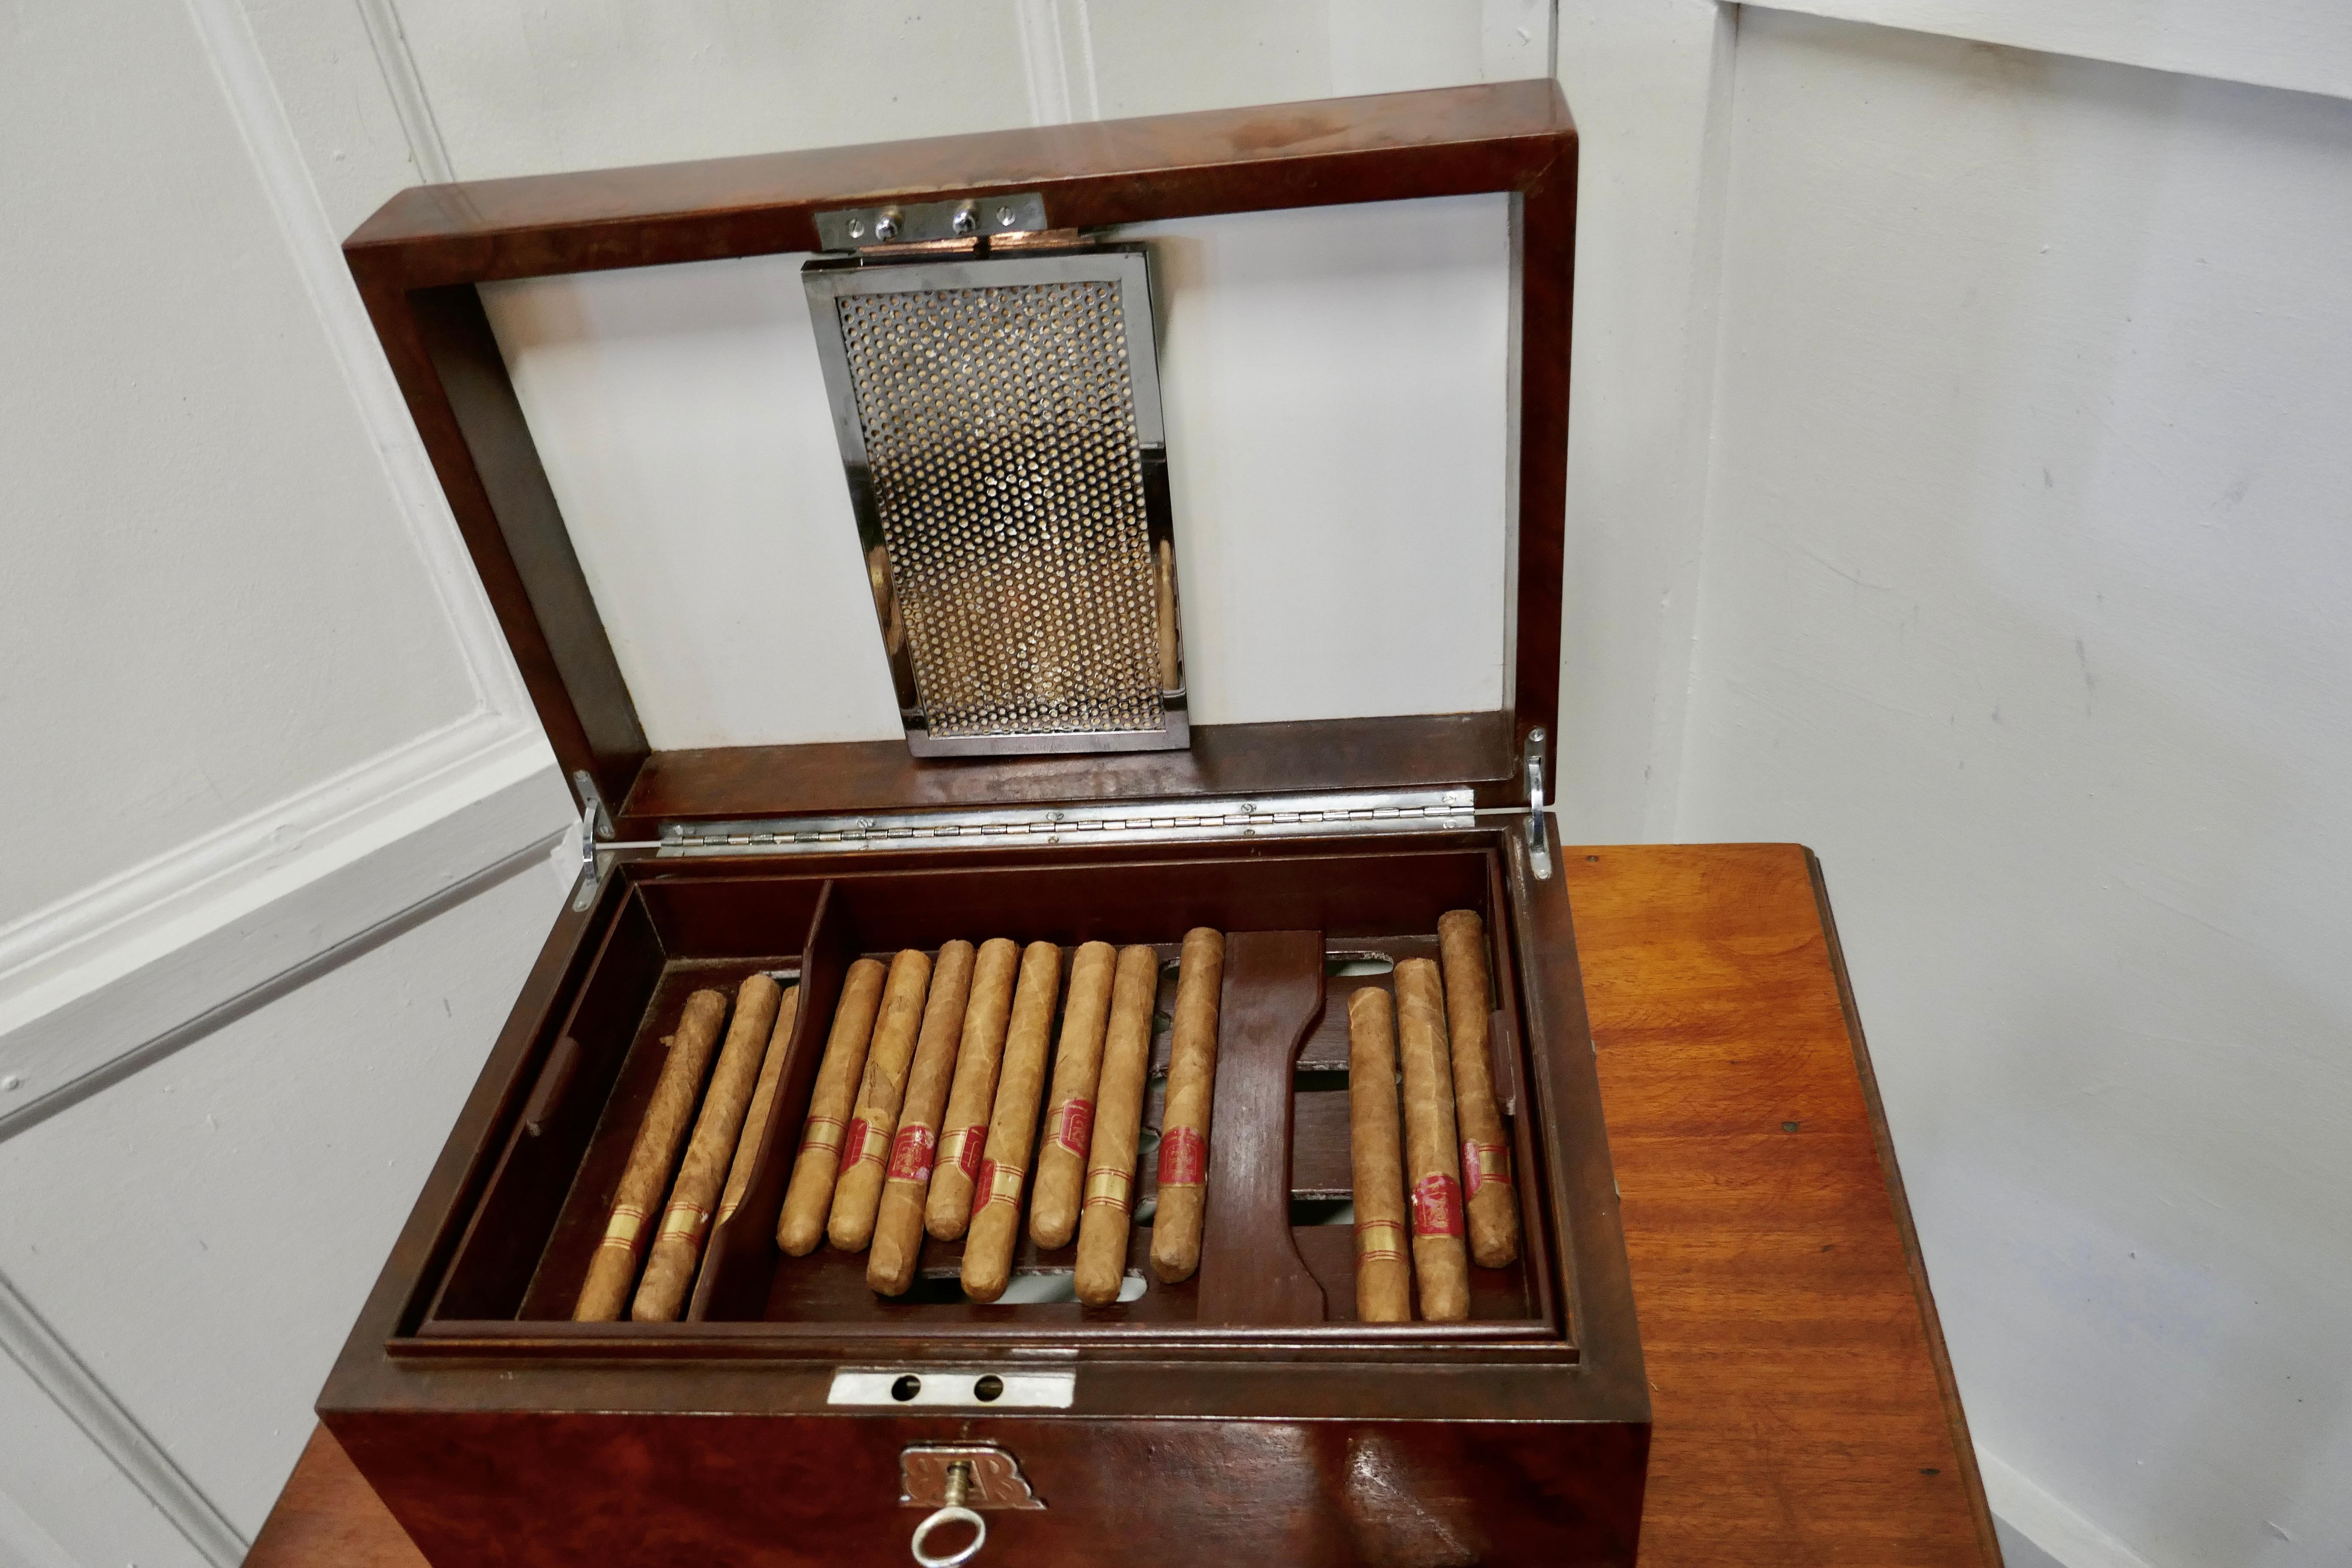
[1083,1167,1133,1212]
[1354,1218,1406,1262]
[801,1114,845,1155]
[599,1204,648,1255]
[657,1204,710,1246]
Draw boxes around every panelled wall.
[1680,12,2352,1566]
[4,4,2347,1568]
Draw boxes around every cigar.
[1075,944,1161,1305]
[775,957,888,1256]
[1437,910,1520,1268]
[926,938,1019,1240]
[1155,539,1179,692]
[1030,941,1117,1250]
[575,989,728,1320]
[1346,986,1412,1322]
[716,985,799,1226]
[827,950,934,1252]
[1150,928,1224,1284]
[868,941,976,1295]
[960,941,1062,1303]
[1394,958,1469,1320]
[630,974,782,1321]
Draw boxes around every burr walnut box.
[319,80,1651,1566]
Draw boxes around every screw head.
[996,205,1018,228]
[847,217,866,239]
[873,210,901,241]
[951,205,977,236]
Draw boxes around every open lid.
[344,80,1577,839]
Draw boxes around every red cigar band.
[939,1125,984,1181]
[887,1124,936,1183]
[1051,1096,1096,1158]
[1354,1217,1407,1263]
[1461,1140,1513,1197]
[1157,1126,1206,1188]
[971,1159,1026,1214]
[842,1118,879,1170]
[1411,1173,1465,1238]
[800,1114,846,1168]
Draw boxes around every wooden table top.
[248,842,1998,1567]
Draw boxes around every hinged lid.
[344,80,1577,841]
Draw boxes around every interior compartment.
[417,837,1561,1345]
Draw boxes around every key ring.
[910,1460,986,1566]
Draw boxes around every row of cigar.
[1348,910,1520,1322]
[576,931,1225,1321]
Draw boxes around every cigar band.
[886,1124,936,1184]
[1050,1096,1096,1157]
[1083,1166,1133,1213]
[1410,1173,1465,1239]
[843,1116,886,1170]
[598,1204,649,1257]
[1354,1218,1407,1263]
[657,1203,711,1249]
[938,1124,985,1182]
[971,1158,1026,1214]
[1156,1125,1206,1188]
[1461,1140,1513,1196]
[800,1114,846,1161]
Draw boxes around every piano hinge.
[653,788,1477,858]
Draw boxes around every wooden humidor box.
[320,80,1649,1565]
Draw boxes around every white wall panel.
[0,1343,208,1568]
[0,0,483,929]
[1748,0,2352,105]
[1127,196,1512,726]
[1552,0,1739,837]
[0,859,569,1536]
[1682,15,2352,1564]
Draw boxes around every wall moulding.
[0,718,569,1136]
[1742,0,2352,104]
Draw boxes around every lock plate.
[900,1446,1046,1511]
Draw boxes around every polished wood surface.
[347,80,1568,284]
[253,842,1994,1566]
[616,711,1521,834]
[1196,930,1328,1326]
[1573,844,1997,1566]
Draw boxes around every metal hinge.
[656,787,1476,857]
[570,771,614,912]
[816,192,1047,250]
[1523,727,1553,881]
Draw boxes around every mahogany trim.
[617,710,1518,831]
[340,80,1578,825]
